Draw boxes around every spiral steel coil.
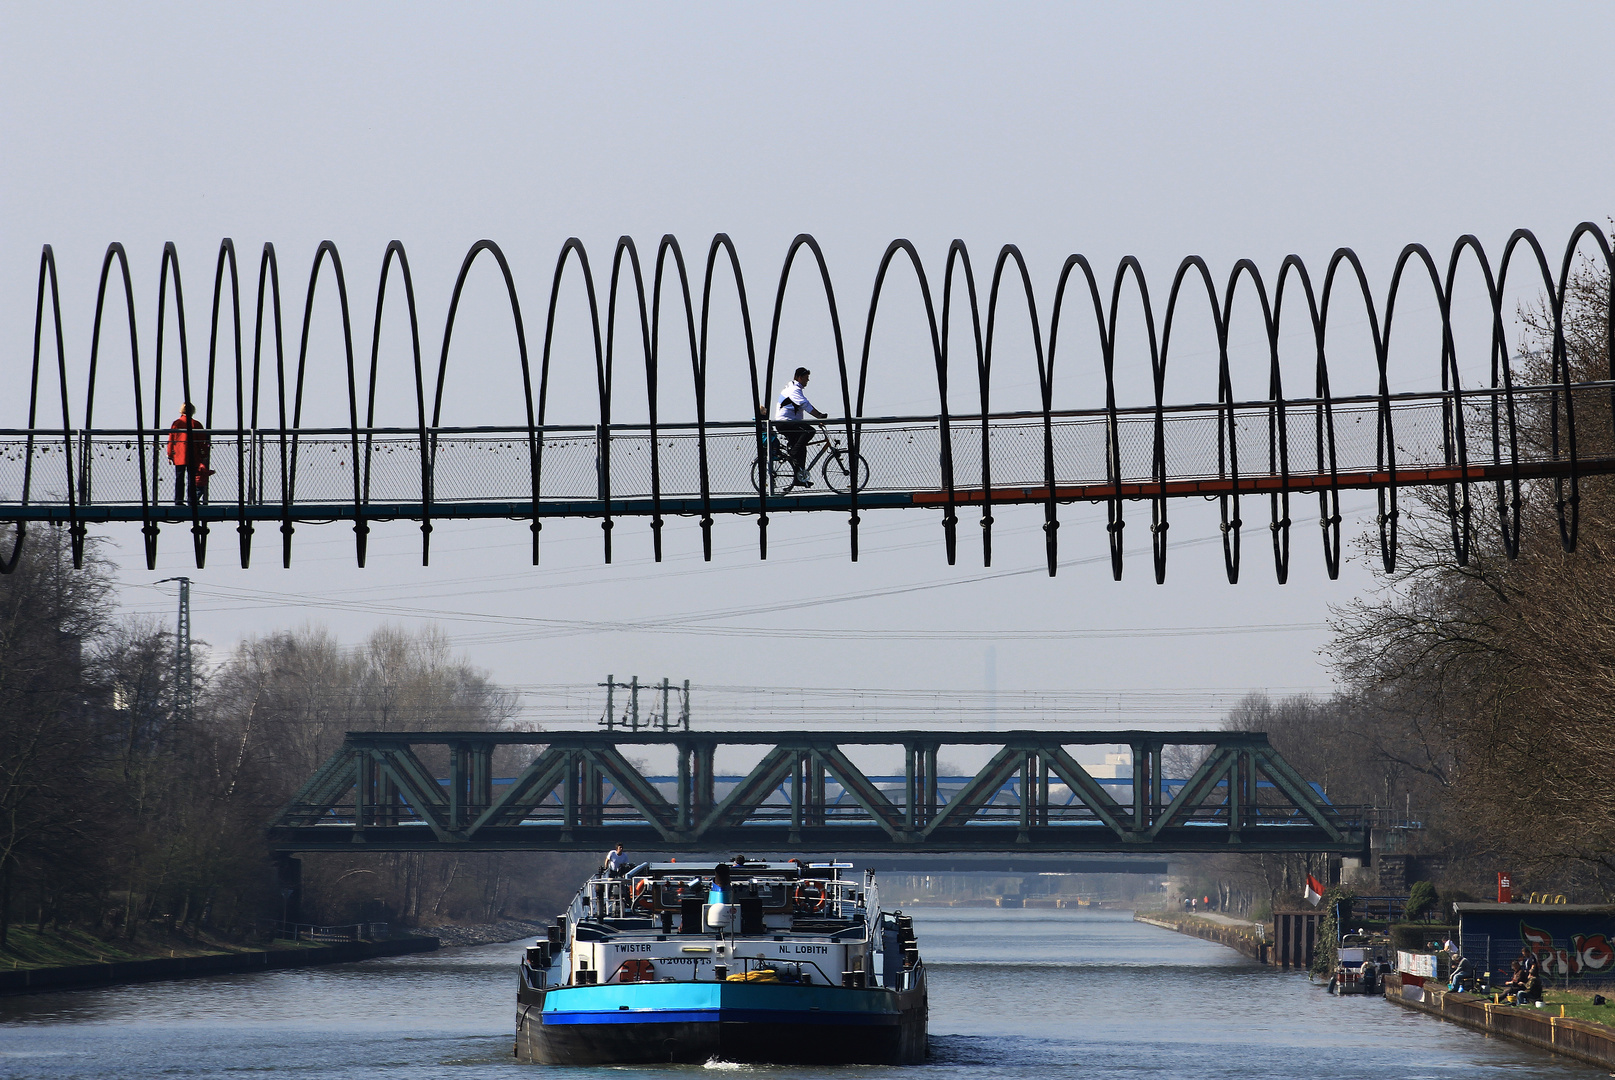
[4,229,1612,580]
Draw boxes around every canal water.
[0,907,1603,1078]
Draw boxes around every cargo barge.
[515,859,927,1065]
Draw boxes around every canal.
[0,907,1602,1078]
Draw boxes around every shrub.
[1310,887,1356,977]
[1390,923,1427,952]
[1407,880,1439,921]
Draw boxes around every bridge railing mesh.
[0,386,1580,507]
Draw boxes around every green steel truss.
[267,730,1369,855]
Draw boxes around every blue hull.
[517,977,927,1065]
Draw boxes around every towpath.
[1188,912,1266,931]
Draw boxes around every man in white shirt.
[775,367,828,485]
[604,843,630,875]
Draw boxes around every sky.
[3,2,1612,735]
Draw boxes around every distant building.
[1086,752,1132,779]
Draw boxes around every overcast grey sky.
[3,2,1612,730]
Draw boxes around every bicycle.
[751,423,870,496]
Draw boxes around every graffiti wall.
[1520,921,1615,976]
[1456,904,1615,983]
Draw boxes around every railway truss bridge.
[267,730,1370,858]
[3,225,1611,581]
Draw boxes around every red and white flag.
[1304,874,1325,907]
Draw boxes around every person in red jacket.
[165,403,208,506]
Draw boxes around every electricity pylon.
[156,577,193,727]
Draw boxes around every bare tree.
[0,527,115,948]
[1329,241,1615,894]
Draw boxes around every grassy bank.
[0,925,322,972]
[1534,990,1615,1026]
[1449,988,1615,1027]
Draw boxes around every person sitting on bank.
[1518,963,1543,1004]
[1517,949,1543,987]
[1447,954,1473,992]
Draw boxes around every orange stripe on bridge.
[911,458,1615,505]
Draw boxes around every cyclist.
[775,367,827,486]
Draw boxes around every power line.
[122,534,1300,645]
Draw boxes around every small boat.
[1331,934,1386,995]
[515,859,927,1065]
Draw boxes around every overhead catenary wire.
[118,533,1313,644]
[503,681,1329,730]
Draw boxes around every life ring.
[629,879,651,909]
[619,959,654,982]
[794,883,826,913]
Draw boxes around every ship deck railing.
[574,868,866,923]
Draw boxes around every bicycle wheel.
[822,452,871,494]
[753,456,794,496]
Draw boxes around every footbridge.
[268,730,1370,856]
[5,226,1611,580]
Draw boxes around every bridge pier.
[584,758,603,828]
[929,746,939,826]
[811,754,826,827]
[273,854,302,925]
[1273,909,1323,970]
[674,740,716,833]
[1038,754,1050,827]
[562,755,577,839]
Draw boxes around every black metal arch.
[1272,255,1340,579]
[83,243,145,567]
[8,246,72,573]
[363,240,426,569]
[1105,257,1162,580]
[763,235,853,558]
[942,241,988,564]
[860,239,953,563]
[537,238,605,563]
[648,235,701,562]
[695,234,762,562]
[605,236,651,564]
[204,238,243,569]
[986,246,1056,576]
[288,241,359,569]
[253,242,285,571]
[433,239,535,564]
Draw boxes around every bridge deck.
[5,391,1611,579]
[5,456,1605,525]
